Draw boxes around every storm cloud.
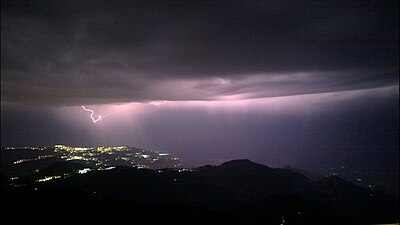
[1,0,399,171]
[1,0,398,106]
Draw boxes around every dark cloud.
[1,0,399,106]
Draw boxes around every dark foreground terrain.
[1,160,398,224]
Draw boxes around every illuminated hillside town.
[1,145,190,184]
[2,144,391,194]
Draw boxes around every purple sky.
[1,0,399,167]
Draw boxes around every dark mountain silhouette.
[220,159,272,170]
[284,165,325,181]
[2,159,398,224]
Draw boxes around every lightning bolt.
[82,106,103,123]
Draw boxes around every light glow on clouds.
[2,71,397,106]
[56,85,398,124]
[146,85,398,111]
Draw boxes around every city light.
[35,176,61,182]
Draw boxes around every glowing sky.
[1,0,398,167]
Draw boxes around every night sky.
[1,0,398,167]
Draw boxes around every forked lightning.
[82,106,103,123]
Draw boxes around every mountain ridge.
[2,159,398,224]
